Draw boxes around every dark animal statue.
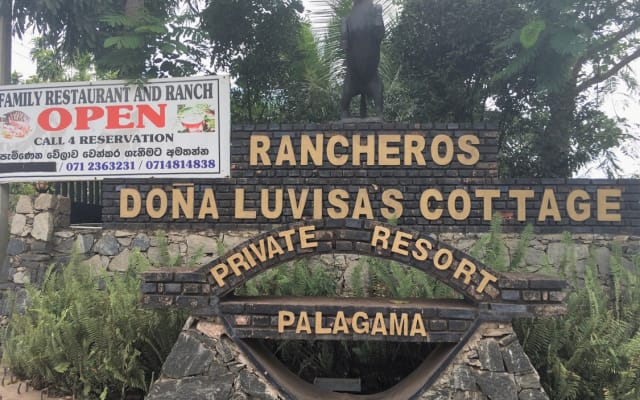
[340,0,385,119]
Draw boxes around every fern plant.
[236,258,339,297]
[2,248,186,399]
[471,216,640,400]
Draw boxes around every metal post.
[0,0,12,275]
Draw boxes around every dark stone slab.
[144,271,175,282]
[501,290,521,301]
[502,341,534,374]
[174,271,208,283]
[164,283,182,294]
[527,276,568,290]
[476,372,517,400]
[452,364,477,391]
[161,332,214,379]
[141,282,157,294]
[237,369,268,399]
[478,340,505,372]
[146,375,233,400]
[7,238,26,256]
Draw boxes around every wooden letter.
[299,225,319,249]
[120,188,141,218]
[420,189,444,220]
[475,189,501,221]
[146,188,167,218]
[566,189,590,222]
[172,185,194,219]
[433,248,453,271]
[278,311,295,333]
[477,269,498,294]
[509,189,534,221]
[391,230,413,256]
[352,188,374,219]
[235,188,257,219]
[597,188,622,222]
[210,263,229,287]
[431,134,454,166]
[453,258,476,285]
[457,134,480,166]
[371,225,391,249]
[538,188,561,222]
[448,189,471,221]
[198,188,219,219]
[250,135,271,166]
[404,134,427,166]
[275,135,296,166]
[352,312,369,334]
[381,189,403,220]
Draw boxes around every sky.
[8,4,640,178]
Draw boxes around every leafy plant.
[366,256,457,299]
[470,215,640,400]
[236,258,339,297]
[2,248,186,399]
[151,230,203,269]
[513,246,640,400]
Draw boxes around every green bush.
[235,258,339,297]
[514,245,640,400]
[2,249,186,399]
[472,216,640,400]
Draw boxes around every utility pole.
[0,0,12,276]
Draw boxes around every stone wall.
[5,194,638,310]
[5,194,635,398]
[6,195,638,298]
[3,194,71,311]
[147,318,546,400]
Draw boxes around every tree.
[10,0,200,78]
[496,0,640,177]
[391,0,525,123]
[28,36,65,82]
[201,0,310,122]
[390,0,638,177]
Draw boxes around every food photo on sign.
[178,104,216,133]
[1,110,31,140]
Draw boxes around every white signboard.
[0,76,230,182]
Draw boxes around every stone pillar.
[421,323,548,400]
[146,317,282,400]
[4,194,71,312]
[147,319,547,400]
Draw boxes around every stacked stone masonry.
[6,194,638,311]
[5,195,631,399]
[420,322,548,400]
[147,318,547,400]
